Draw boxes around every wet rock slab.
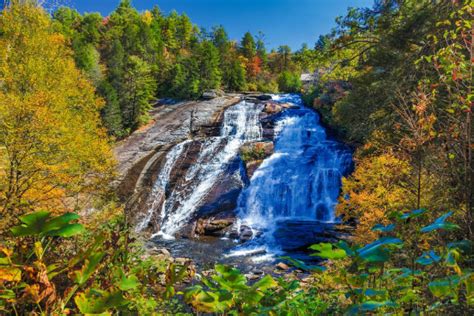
[114,96,241,198]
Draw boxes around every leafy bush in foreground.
[0,211,187,315]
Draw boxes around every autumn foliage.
[0,1,115,230]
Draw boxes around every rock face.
[201,89,224,100]
[115,93,292,237]
[114,96,241,227]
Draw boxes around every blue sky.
[66,0,374,50]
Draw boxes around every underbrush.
[1,207,472,315]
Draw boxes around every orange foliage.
[337,153,415,243]
[246,56,262,79]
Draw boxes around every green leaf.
[212,265,247,291]
[19,210,50,225]
[447,240,472,253]
[68,233,105,268]
[11,211,84,238]
[45,223,85,237]
[42,213,80,232]
[400,209,426,220]
[336,240,355,256]
[416,250,441,265]
[75,289,128,314]
[372,223,395,232]
[252,275,277,291]
[347,300,398,315]
[118,274,140,291]
[11,211,51,236]
[357,237,403,262]
[73,252,105,285]
[445,249,459,267]
[429,276,460,298]
[280,256,326,272]
[421,211,459,233]
[309,243,347,259]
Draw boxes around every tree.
[212,25,230,53]
[0,0,115,229]
[240,31,256,59]
[120,56,156,131]
[276,45,292,72]
[277,71,301,93]
[98,80,124,138]
[224,60,247,92]
[337,153,414,243]
[256,31,268,67]
[196,41,222,91]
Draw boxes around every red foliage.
[247,56,262,78]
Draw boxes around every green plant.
[241,144,267,163]
[301,210,473,314]
[0,210,179,315]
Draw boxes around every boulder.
[241,142,274,178]
[245,273,260,280]
[257,94,273,101]
[148,246,171,257]
[195,218,235,236]
[202,89,224,100]
[263,101,282,114]
[276,262,290,271]
[239,225,254,242]
[245,160,263,179]
[281,102,300,109]
[202,90,218,99]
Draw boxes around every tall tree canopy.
[0,0,115,230]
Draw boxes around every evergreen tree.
[276,45,292,72]
[240,31,256,59]
[197,41,222,91]
[225,60,247,92]
[120,56,156,131]
[98,81,124,138]
[256,31,268,67]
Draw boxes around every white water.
[136,140,191,232]
[143,94,352,264]
[155,101,263,238]
[229,94,352,261]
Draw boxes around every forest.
[0,0,473,315]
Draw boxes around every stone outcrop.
[240,142,274,178]
[114,96,241,199]
[114,96,241,231]
[201,89,224,100]
[115,93,293,237]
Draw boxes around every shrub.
[277,71,302,93]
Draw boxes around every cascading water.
[152,101,263,239]
[135,140,191,232]
[227,94,352,261]
[144,93,352,266]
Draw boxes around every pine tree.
[98,81,124,138]
[120,56,156,131]
[197,41,222,91]
[256,32,268,67]
[225,60,247,92]
[240,32,256,59]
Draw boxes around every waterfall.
[228,94,352,260]
[135,140,191,232]
[154,101,264,239]
[142,93,352,264]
